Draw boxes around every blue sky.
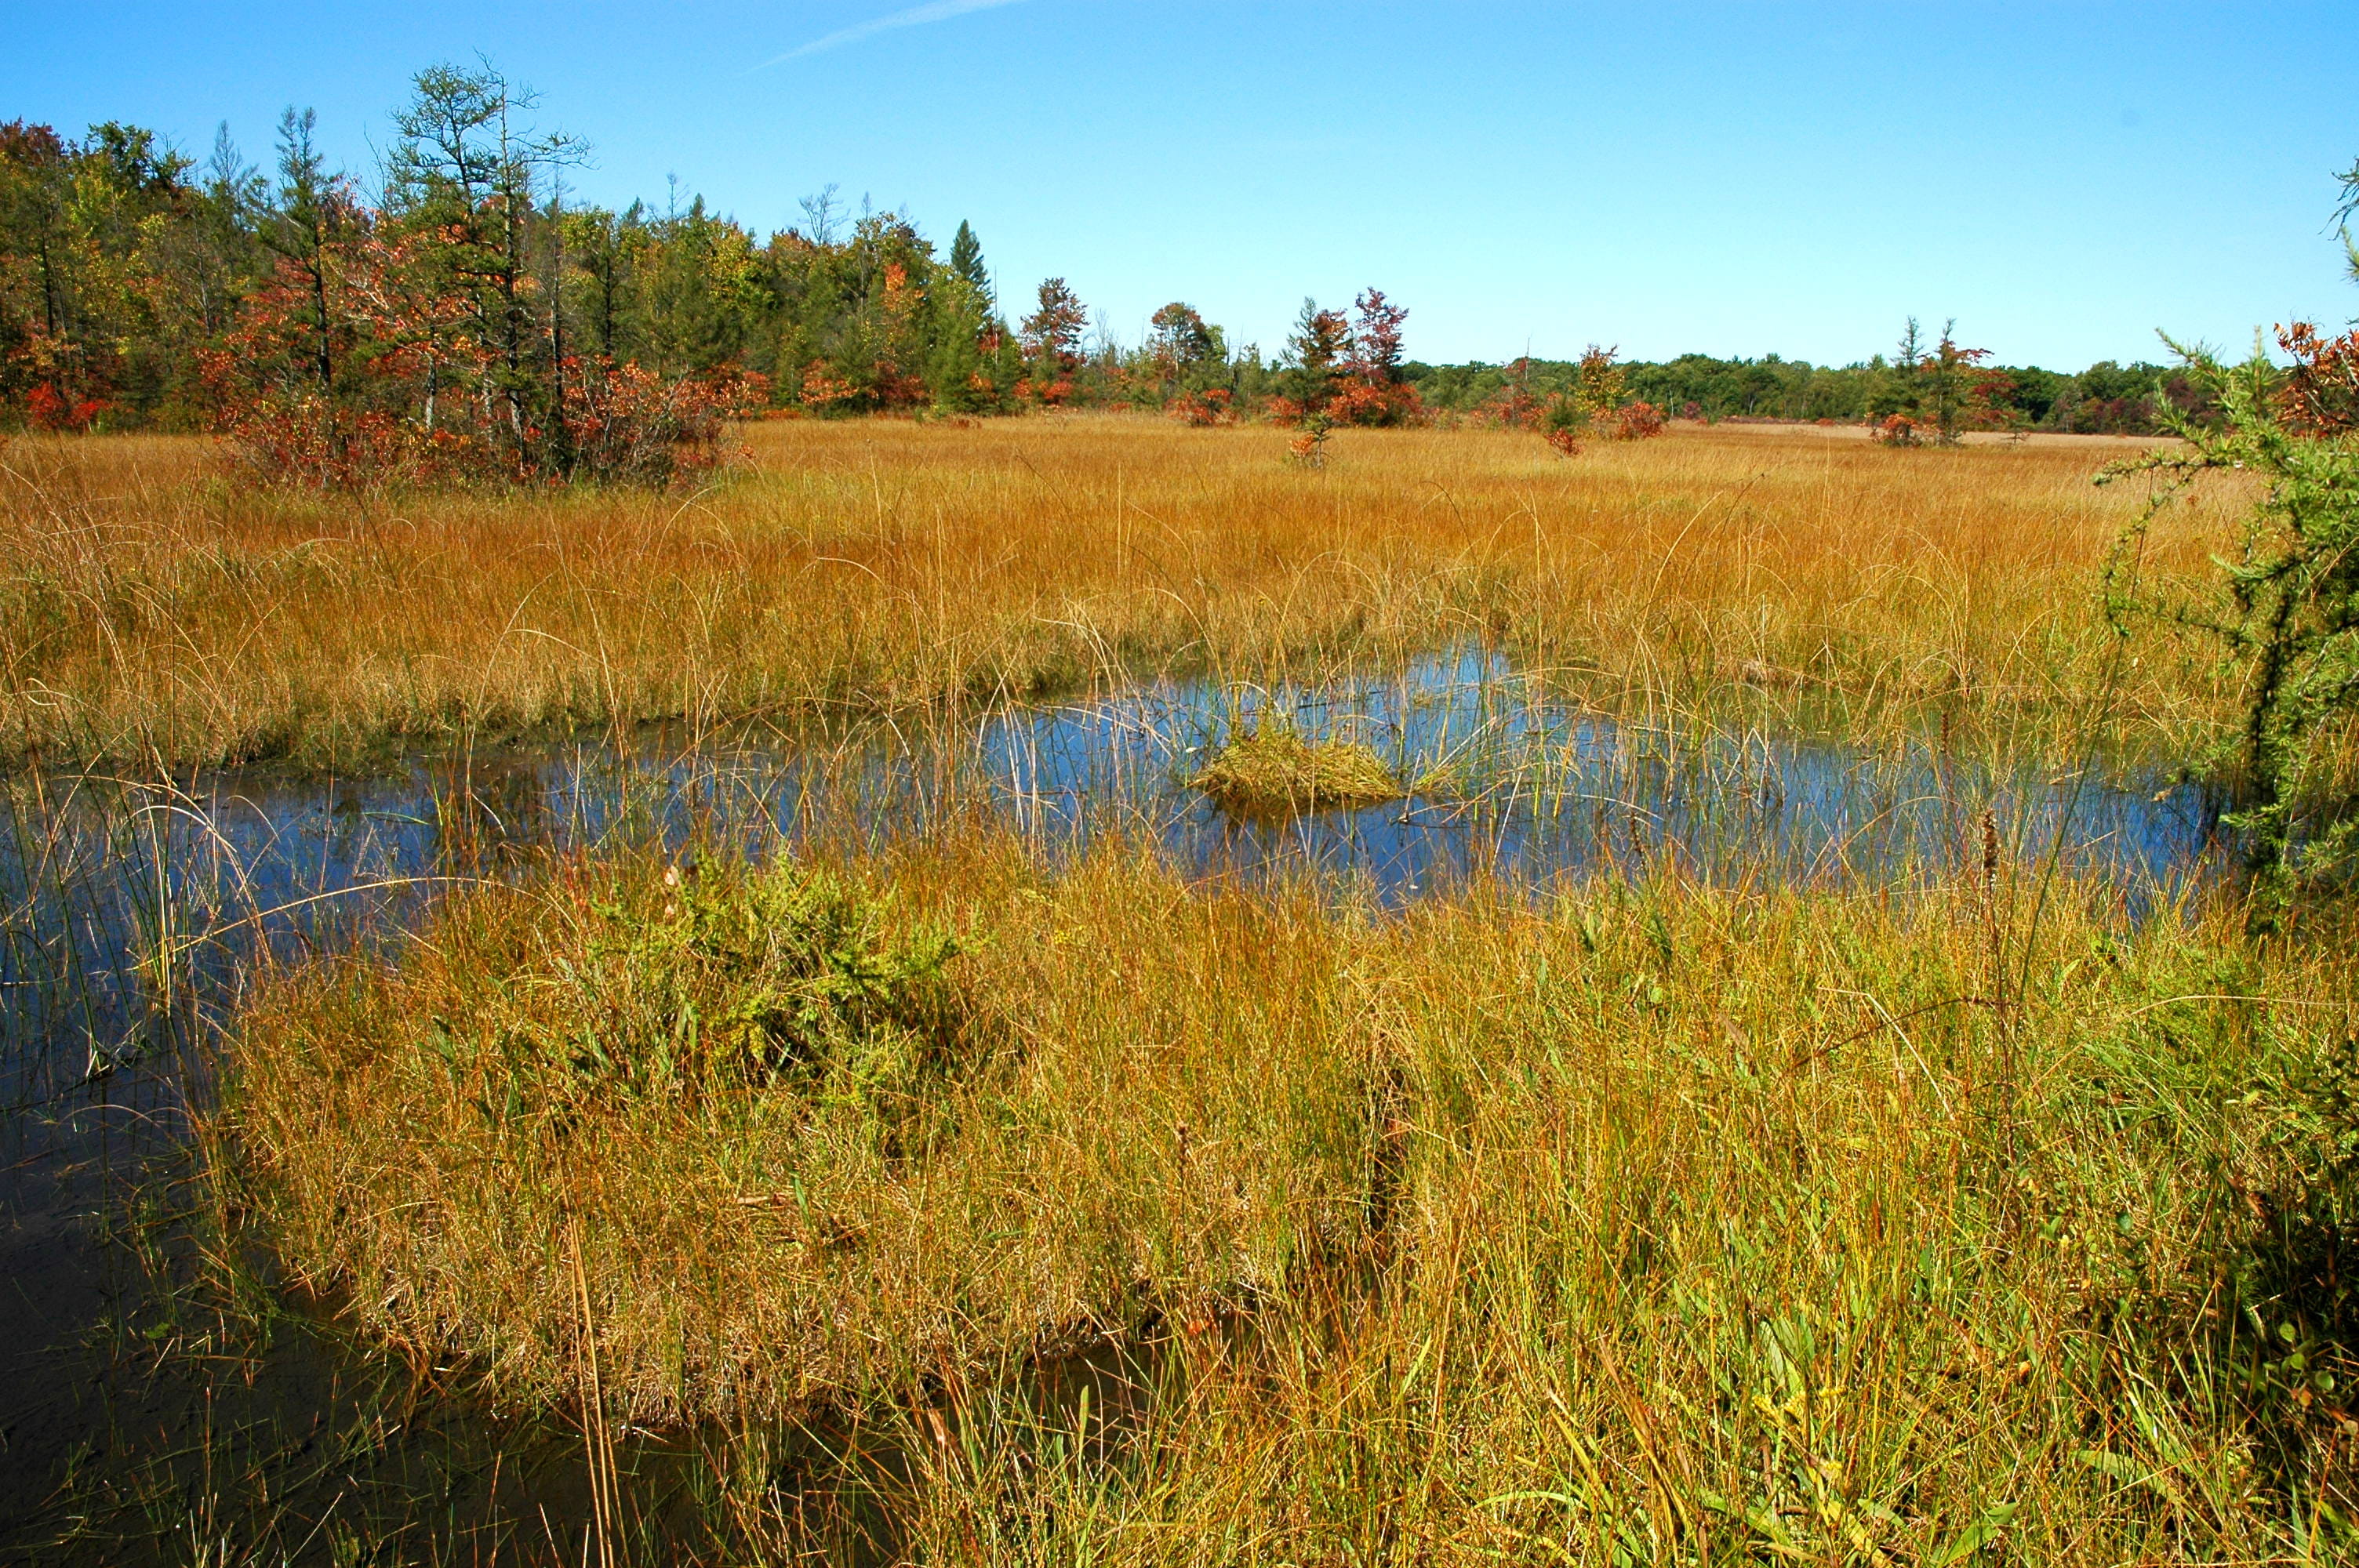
[8,2,2354,368]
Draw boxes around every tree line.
[0,64,1441,483]
[0,62,2272,484]
[1410,328,2208,438]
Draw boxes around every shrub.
[2105,328,2359,919]
[1612,399,1667,441]
[1573,343,1627,425]
[561,361,767,486]
[1870,412,1925,447]
[1539,393,1587,456]
[24,381,108,431]
[1325,378,1423,427]
[1286,411,1333,467]
[1166,387,1234,426]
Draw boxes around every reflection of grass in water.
[211,822,2359,1562]
[1189,717,1405,814]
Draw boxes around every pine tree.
[948,220,990,312]
[925,277,991,414]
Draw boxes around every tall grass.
[216,829,2359,1561]
[0,419,2237,769]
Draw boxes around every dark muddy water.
[0,650,2226,1560]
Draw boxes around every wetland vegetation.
[8,62,2359,1568]
[6,409,2358,1564]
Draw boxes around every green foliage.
[0,82,1044,434]
[2105,342,2359,915]
[0,115,260,426]
[1536,390,1587,451]
[1407,345,2195,432]
[585,856,965,1102]
[1279,297,1351,412]
[947,217,990,310]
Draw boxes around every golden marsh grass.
[220,833,2359,1561]
[0,418,2230,768]
[20,415,2349,1563]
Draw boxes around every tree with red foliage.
[1019,278,1087,397]
[1345,289,1405,385]
[1326,288,1420,426]
[1870,318,1989,445]
[1483,358,1543,429]
[199,66,761,488]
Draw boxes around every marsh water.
[0,650,2226,1560]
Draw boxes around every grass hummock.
[1188,717,1405,814]
[218,834,2359,1559]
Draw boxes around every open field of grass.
[10,418,2357,1565]
[0,418,2234,770]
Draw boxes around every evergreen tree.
[1279,297,1350,412]
[948,219,990,311]
[925,277,991,413]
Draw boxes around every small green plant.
[1286,409,1333,467]
[645,858,962,1090]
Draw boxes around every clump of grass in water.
[1189,717,1405,814]
[223,840,1347,1425]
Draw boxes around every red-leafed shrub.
[1166,388,1234,426]
[799,365,860,410]
[1483,388,1543,429]
[1325,379,1423,428]
[563,361,769,485]
[1612,400,1667,441]
[24,382,108,431]
[2278,321,2359,434]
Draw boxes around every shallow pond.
[0,648,2227,1559]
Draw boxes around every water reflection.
[5,648,2226,1094]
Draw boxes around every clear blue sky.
[8,2,2354,369]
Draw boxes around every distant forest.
[2,75,2202,463]
[1407,353,2195,436]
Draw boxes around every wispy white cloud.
[756,0,1030,68]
